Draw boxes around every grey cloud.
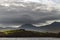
[0,2,59,25]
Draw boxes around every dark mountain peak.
[19,23,36,29]
[50,22,60,26]
[22,24,34,27]
[40,22,60,31]
[52,21,60,24]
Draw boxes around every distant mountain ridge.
[19,22,60,32]
[19,24,38,30]
[40,22,60,32]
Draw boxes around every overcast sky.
[0,0,60,27]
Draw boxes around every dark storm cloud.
[0,2,60,25]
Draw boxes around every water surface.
[0,38,60,40]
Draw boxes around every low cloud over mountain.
[19,22,60,33]
[0,0,60,27]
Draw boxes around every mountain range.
[19,22,60,33]
[0,22,60,33]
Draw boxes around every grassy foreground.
[0,29,60,37]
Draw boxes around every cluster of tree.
[0,29,60,37]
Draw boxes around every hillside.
[0,29,59,37]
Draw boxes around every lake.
[0,38,60,40]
